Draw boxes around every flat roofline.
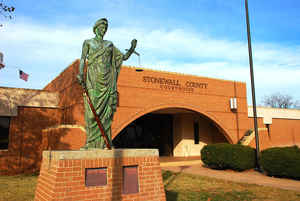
[123,65,246,84]
[54,59,246,86]
[248,106,300,112]
[44,59,246,90]
[248,106,300,120]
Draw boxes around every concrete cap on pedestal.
[42,149,159,160]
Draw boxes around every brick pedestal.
[34,149,166,201]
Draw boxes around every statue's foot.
[103,144,114,150]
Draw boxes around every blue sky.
[1,0,300,106]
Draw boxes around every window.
[266,124,270,137]
[0,117,10,149]
[194,121,199,144]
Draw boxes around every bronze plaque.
[123,166,139,194]
[85,168,107,187]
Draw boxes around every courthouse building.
[1,59,300,174]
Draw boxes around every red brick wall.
[42,127,86,151]
[0,107,62,175]
[115,67,249,144]
[3,60,300,175]
[43,60,249,145]
[270,119,300,147]
[35,150,166,201]
[44,60,300,151]
[248,117,271,150]
[249,118,300,150]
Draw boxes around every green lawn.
[163,171,300,201]
[1,171,300,201]
[0,174,38,201]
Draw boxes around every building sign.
[142,76,208,93]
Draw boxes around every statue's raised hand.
[131,39,137,49]
[123,39,138,61]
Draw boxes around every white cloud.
[1,19,300,103]
[109,27,249,62]
[1,21,91,63]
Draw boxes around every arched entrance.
[113,107,229,157]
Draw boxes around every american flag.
[19,70,29,81]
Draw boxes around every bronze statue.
[77,18,137,149]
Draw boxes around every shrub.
[201,143,256,171]
[260,146,300,180]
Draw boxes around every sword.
[82,86,111,149]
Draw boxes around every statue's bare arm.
[123,39,137,61]
[77,40,89,87]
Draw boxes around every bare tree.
[262,93,299,109]
[0,0,15,27]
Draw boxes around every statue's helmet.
[93,18,108,34]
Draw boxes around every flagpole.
[245,0,261,171]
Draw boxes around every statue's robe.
[84,39,123,148]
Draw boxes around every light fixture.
[230,97,237,110]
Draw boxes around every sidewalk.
[161,164,300,192]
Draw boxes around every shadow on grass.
[163,166,190,201]
[165,190,178,201]
[163,166,190,187]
